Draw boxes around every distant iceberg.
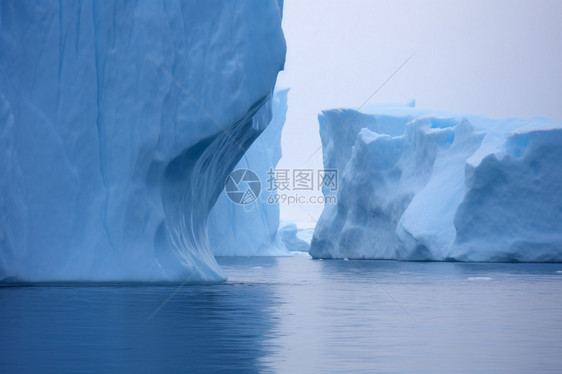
[310,104,562,262]
[278,221,310,252]
[0,1,286,283]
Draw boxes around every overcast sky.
[275,0,562,223]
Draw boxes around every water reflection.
[0,277,279,373]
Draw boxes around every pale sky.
[275,0,562,224]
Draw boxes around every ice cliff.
[310,103,562,262]
[208,89,289,257]
[0,0,286,283]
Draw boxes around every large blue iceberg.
[310,103,562,262]
[0,1,286,283]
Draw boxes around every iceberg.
[0,1,286,283]
[310,103,562,262]
[208,89,290,257]
[278,221,312,252]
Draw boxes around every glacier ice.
[0,0,286,283]
[310,103,562,262]
[208,90,290,257]
[278,221,310,252]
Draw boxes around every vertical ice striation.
[0,1,286,283]
[208,89,290,257]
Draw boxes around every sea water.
[1,255,561,373]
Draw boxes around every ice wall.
[310,104,562,262]
[208,89,289,257]
[0,0,286,283]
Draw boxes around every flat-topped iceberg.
[0,0,286,283]
[310,103,562,262]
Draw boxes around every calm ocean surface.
[1,255,562,373]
